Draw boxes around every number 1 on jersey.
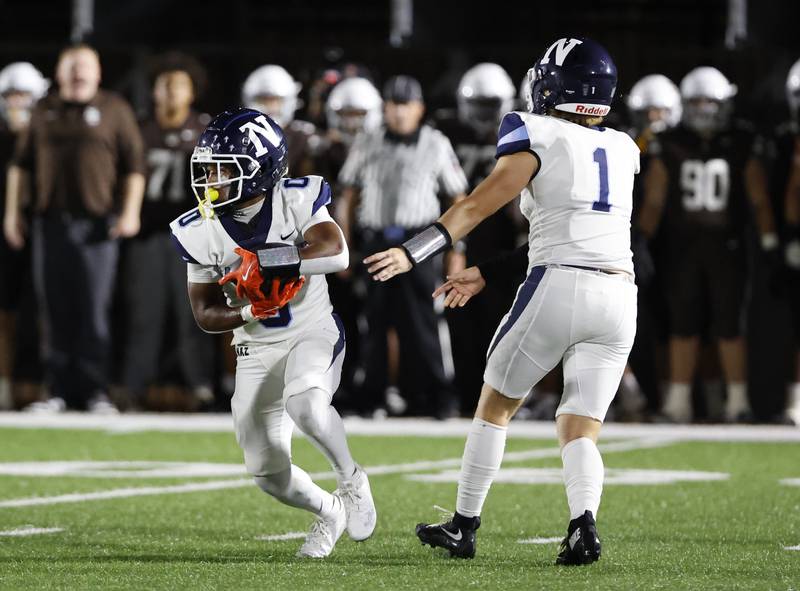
[591,147,611,212]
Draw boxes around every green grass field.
[0,418,798,590]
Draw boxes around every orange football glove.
[249,277,304,317]
[219,247,267,301]
[273,276,305,306]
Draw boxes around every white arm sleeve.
[298,210,350,275]
[187,263,221,283]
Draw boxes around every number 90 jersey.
[496,112,640,274]
[169,175,336,346]
[649,122,760,240]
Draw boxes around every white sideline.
[0,526,63,537]
[0,412,799,441]
[0,437,673,509]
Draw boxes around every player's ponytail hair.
[548,108,604,128]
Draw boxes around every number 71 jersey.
[496,111,640,274]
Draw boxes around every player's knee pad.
[285,389,330,438]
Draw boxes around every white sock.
[725,382,750,418]
[788,383,800,410]
[561,437,604,520]
[663,383,692,422]
[255,464,340,518]
[0,377,11,410]
[455,418,507,518]
[285,389,356,482]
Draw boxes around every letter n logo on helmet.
[539,38,583,67]
[239,115,282,157]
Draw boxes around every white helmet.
[0,62,48,127]
[626,74,682,131]
[680,66,737,101]
[679,66,736,133]
[457,63,515,132]
[241,65,300,128]
[786,57,800,122]
[325,77,382,135]
[0,62,48,99]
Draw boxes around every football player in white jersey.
[365,37,640,565]
[170,108,376,558]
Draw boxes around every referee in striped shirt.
[338,75,468,418]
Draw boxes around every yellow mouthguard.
[205,187,220,202]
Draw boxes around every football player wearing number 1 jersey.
[169,108,376,558]
[365,37,639,565]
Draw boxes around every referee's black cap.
[383,75,424,103]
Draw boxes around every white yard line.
[0,479,252,508]
[779,478,800,487]
[1,412,799,441]
[783,544,800,551]
[0,526,64,537]
[255,532,306,542]
[0,437,674,510]
[517,537,562,544]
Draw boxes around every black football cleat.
[415,513,480,559]
[556,510,602,566]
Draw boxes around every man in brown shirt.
[3,44,145,413]
[121,54,214,410]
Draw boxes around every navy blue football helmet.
[527,37,617,117]
[190,107,288,212]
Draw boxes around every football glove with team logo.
[219,247,305,317]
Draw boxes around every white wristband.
[240,304,257,323]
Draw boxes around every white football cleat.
[339,465,377,541]
[296,495,346,558]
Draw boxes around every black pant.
[32,214,118,408]
[121,232,214,398]
[357,228,455,416]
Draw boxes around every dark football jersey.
[435,112,519,264]
[653,121,761,241]
[139,111,210,237]
[766,121,798,234]
[0,123,17,214]
[284,119,319,178]
[314,135,351,194]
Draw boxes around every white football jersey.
[496,112,640,274]
[170,175,336,345]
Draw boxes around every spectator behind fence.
[4,44,145,413]
[120,53,215,411]
[337,75,468,418]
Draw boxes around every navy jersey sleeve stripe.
[312,180,332,215]
[170,232,199,264]
[496,112,531,158]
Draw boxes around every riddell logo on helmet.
[575,104,609,115]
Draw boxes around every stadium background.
[2,0,799,125]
